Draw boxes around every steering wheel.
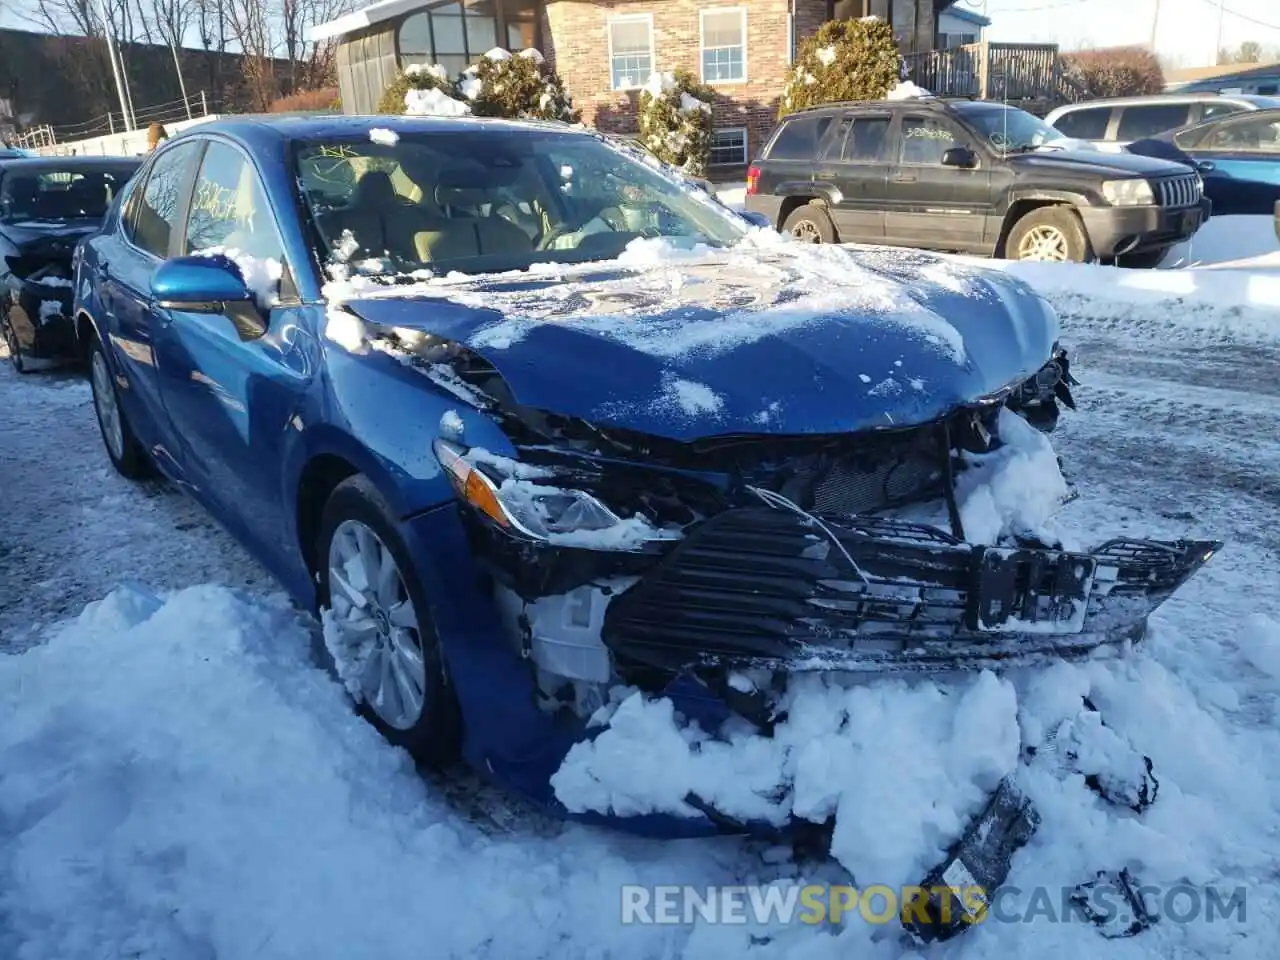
[537,212,604,250]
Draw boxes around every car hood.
[1008,148,1189,177]
[1,219,100,254]
[338,246,1059,442]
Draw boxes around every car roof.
[1049,93,1264,112]
[172,114,596,151]
[786,97,953,117]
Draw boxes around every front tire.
[317,475,461,766]
[1007,207,1093,263]
[88,337,151,479]
[782,203,838,244]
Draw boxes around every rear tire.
[782,203,839,244]
[1007,207,1094,263]
[88,336,152,479]
[316,475,462,767]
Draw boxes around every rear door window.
[766,117,831,160]
[126,141,202,258]
[1115,103,1193,140]
[841,116,891,163]
[1052,107,1111,140]
[1199,101,1247,121]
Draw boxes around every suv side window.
[184,140,294,302]
[899,116,962,165]
[1053,106,1111,140]
[841,116,891,163]
[1116,103,1192,140]
[767,116,832,160]
[127,141,202,258]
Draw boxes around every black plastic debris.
[901,777,1040,943]
[1070,868,1158,938]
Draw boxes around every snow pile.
[405,85,472,117]
[553,671,1021,891]
[887,80,931,100]
[956,407,1071,546]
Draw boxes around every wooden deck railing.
[904,41,1065,103]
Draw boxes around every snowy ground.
[3,234,1280,957]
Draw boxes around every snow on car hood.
[329,242,1060,442]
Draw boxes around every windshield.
[295,129,748,277]
[951,102,1068,153]
[0,166,134,223]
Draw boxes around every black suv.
[745,98,1212,267]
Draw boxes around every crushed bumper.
[601,506,1220,674]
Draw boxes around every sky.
[971,0,1280,66]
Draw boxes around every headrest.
[353,170,399,207]
[434,185,491,208]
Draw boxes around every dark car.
[1,156,142,371]
[1126,107,1280,217]
[745,98,1211,268]
[74,116,1216,941]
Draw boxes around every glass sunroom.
[315,0,542,114]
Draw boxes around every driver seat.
[324,171,440,261]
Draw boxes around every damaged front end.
[410,331,1215,944]
[427,341,1215,717]
[3,234,80,364]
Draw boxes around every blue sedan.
[1127,107,1280,216]
[74,116,1216,850]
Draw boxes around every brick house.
[314,0,959,172]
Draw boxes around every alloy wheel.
[90,349,125,462]
[327,518,427,731]
[790,219,823,243]
[1017,225,1070,262]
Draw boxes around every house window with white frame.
[608,16,653,91]
[701,8,747,83]
[709,127,748,166]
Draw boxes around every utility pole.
[1215,0,1227,65]
[1150,0,1162,52]
[97,0,134,131]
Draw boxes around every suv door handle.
[894,173,918,183]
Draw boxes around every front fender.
[287,341,517,520]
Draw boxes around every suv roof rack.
[791,96,943,114]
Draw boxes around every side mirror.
[151,255,266,341]
[739,210,773,229]
[941,146,978,169]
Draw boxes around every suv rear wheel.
[1007,207,1093,263]
[782,203,838,244]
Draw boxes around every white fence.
[33,115,222,158]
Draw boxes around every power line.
[1191,0,1280,31]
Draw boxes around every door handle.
[1196,160,1215,173]
[894,174,918,183]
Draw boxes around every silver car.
[1045,93,1280,152]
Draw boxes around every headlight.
[1102,179,1154,206]
[434,439,678,549]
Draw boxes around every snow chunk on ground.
[405,86,472,117]
[553,671,1020,891]
[1242,614,1280,681]
[957,407,1070,546]
[369,127,398,145]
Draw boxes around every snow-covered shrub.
[1061,46,1165,101]
[637,69,714,178]
[780,17,905,117]
[462,47,579,122]
[376,63,471,116]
